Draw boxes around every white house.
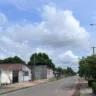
[47,68,54,79]
[0,63,31,84]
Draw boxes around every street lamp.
[90,24,96,55]
[90,24,96,26]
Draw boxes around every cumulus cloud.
[4,5,90,49]
[55,50,79,71]
[0,36,34,62]
[0,5,90,71]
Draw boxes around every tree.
[0,60,4,63]
[0,56,25,64]
[66,67,76,76]
[56,67,64,75]
[28,53,55,70]
[13,56,25,63]
[55,67,76,76]
[78,55,96,79]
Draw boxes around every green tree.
[66,67,76,76]
[0,60,3,63]
[78,55,96,79]
[28,53,55,70]
[55,67,76,76]
[0,56,25,64]
[56,67,64,75]
[13,56,25,63]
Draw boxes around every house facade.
[47,68,54,79]
[34,65,54,80]
[0,63,31,84]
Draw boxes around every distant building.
[34,65,54,80]
[0,63,31,84]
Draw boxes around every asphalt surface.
[3,76,79,96]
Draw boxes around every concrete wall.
[47,69,54,79]
[34,66,54,79]
[1,70,12,84]
[34,66,47,80]
[18,71,23,82]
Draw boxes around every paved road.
[3,76,78,96]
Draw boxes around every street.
[2,76,78,96]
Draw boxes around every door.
[24,71,29,81]
[12,71,19,83]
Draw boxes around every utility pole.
[32,55,35,81]
[91,46,96,55]
[0,69,2,87]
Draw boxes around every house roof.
[0,63,31,71]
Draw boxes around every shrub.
[88,80,95,87]
[92,82,96,95]
[92,82,96,89]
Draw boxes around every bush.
[92,82,96,89]
[88,80,96,87]
[92,82,96,95]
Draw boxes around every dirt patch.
[72,82,81,96]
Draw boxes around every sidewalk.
[0,79,48,95]
[79,78,94,96]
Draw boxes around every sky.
[0,0,96,72]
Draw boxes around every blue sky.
[0,0,95,24]
[0,0,96,71]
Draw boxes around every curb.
[0,81,48,95]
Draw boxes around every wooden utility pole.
[32,56,35,81]
[91,46,96,55]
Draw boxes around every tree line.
[0,52,76,76]
[0,56,25,64]
[56,67,76,76]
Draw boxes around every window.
[24,71,29,76]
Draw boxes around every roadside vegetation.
[0,52,76,77]
[0,52,76,83]
[49,67,76,82]
[78,54,96,95]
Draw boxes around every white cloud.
[0,5,90,71]
[53,50,79,71]
[4,5,90,50]
[40,5,90,49]
[0,12,8,25]
[58,50,78,63]
[0,36,34,62]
